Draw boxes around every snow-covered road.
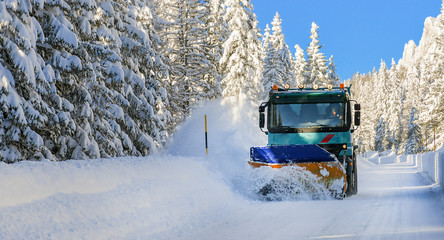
[0,100,443,239]
[182,156,444,240]
[1,153,443,240]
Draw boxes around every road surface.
[182,156,444,240]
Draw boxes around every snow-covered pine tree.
[260,23,283,98]
[352,69,378,152]
[416,57,435,148]
[261,41,282,99]
[40,0,104,160]
[385,128,394,152]
[376,64,390,146]
[350,2,444,152]
[327,55,340,85]
[205,0,228,96]
[403,65,421,128]
[271,12,284,51]
[0,0,62,162]
[277,44,296,86]
[270,12,295,87]
[262,24,272,53]
[356,73,373,151]
[432,0,444,147]
[157,0,218,125]
[306,22,328,86]
[386,59,403,153]
[395,62,409,154]
[261,23,284,92]
[0,0,175,162]
[294,44,308,85]
[220,0,263,103]
[111,0,172,153]
[395,88,406,154]
[418,6,444,149]
[374,117,387,155]
[376,61,390,145]
[405,107,422,154]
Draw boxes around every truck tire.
[345,156,353,197]
[352,154,358,195]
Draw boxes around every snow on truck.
[249,83,361,198]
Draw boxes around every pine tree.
[220,0,263,103]
[405,107,422,154]
[350,2,444,152]
[395,88,406,154]
[262,41,282,99]
[261,23,283,91]
[277,44,296,86]
[386,59,403,152]
[376,61,390,131]
[385,128,394,152]
[421,7,444,149]
[294,44,308,85]
[206,0,228,97]
[0,0,67,162]
[112,0,172,153]
[271,12,285,51]
[374,117,386,155]
[269,12,295,87]
[157,0,219,125]
[327,55,340,85]
[1,0,173,162]
[262,24,272,52]
[306,22,328,86]
[361,68,380,151]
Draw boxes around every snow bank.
[365,146,444,190]
[366,151,409,165]
[0,155,249,239]
[416,147,444,188]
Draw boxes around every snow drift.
[0,100,333,239]
[1,100,444,240]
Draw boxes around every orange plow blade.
[248,160,347,196]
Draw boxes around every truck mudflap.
[249,144,347,196]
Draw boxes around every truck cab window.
[270,102,345,129]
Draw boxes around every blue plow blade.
[250,145,336,164]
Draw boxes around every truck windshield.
[270,102,345,129]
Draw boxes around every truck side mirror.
[354,111,361,126]
[354,103,361,111]
[259,113,265,128]
[259,102,268,130]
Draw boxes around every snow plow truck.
[249,83,361,198]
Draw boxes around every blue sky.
[253,0,442,80]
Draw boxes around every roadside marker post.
[205,115,208,156]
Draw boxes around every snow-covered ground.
[1,100,443,239]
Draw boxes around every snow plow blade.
[248,145,347,195]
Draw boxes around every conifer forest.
[1,0,443,162]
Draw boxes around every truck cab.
[257,84,361,196]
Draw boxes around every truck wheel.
[352,154,358,195]
[345,156,353,197]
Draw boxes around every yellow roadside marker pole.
[205,115,208,156]
[434,123,436,152]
